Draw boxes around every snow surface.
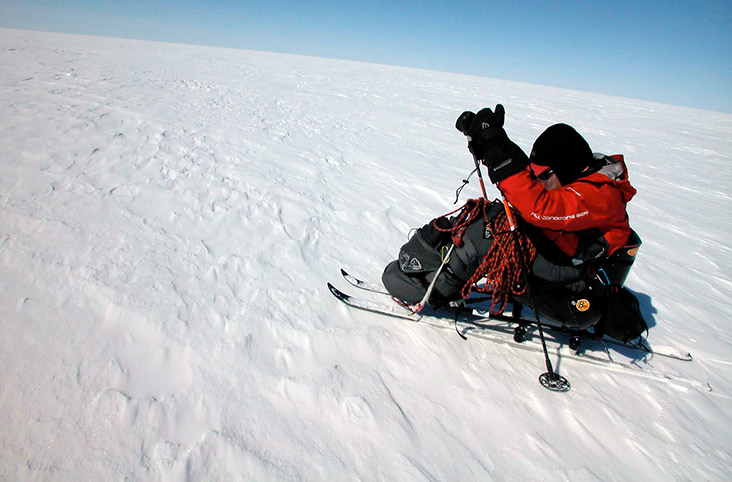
[1,28,731,481]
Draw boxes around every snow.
[1,28,730,480]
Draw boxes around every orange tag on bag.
[575,299,591,312]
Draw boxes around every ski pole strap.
[454,167,478,204]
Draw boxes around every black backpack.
[594,285,648,342]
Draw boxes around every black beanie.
[530,124,594,185]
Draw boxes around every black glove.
[483,139,529,184]
[455,104,507,144]
[454,111,476,135]
[455,104,528,183]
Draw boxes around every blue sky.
[1,0,730,112]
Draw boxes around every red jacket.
[498,155,637,259]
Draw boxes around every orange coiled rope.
[436,198,537,314]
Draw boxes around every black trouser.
[382,213,494,306]
[383,251,602,329]
[381,259,465,306]
[513,254,603,329]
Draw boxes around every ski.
[335,271,692,362]
[327,282,418,320]
[341,268,390,295]
[473,309,693,362]
[328,283,708,390]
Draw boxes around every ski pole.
[468,136,516,231]
[411,244,455,314]
[467,137,490,199]
[464,131,565,389]
[508,214,570,392]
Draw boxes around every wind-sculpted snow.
[1,28,730,480]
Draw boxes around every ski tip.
[327,282,350,301]
[340,268,359,285]
[646,349,693,362]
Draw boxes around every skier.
[382,104,644,337]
